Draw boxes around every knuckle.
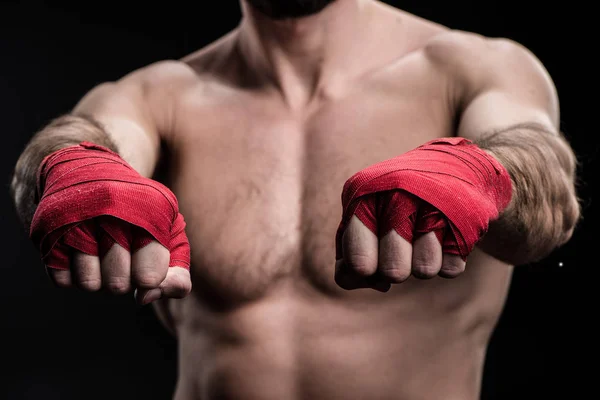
[105,278,131,294]
[52,273,72,288]
[412,263,439,278]
[346,253,376,275]
[78,278,102,291]
[72,255,101,272]
[105,247,131,266]
[379,266,410,283]
[412,249,438,268]
[135,270,164,288]
[440,262,465,278]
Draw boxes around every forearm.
[473,123,581,265]
[10,114,118,232]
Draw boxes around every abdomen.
[173,251,512,400]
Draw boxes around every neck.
[237,0,372,109]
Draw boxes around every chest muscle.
[165,69,452,306]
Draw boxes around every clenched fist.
[30,142,191,304]
[334,137,513,292]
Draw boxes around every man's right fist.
[30,142,191,304]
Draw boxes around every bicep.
[457,90,557,139]
[447,36,561,139]
[72,77,161,177]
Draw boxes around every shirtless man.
[10,1,580,399]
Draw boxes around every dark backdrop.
[1,1,597,399]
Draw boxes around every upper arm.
[72,60,197,177]
[426,31,560,139]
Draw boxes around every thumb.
[135,266,192,305]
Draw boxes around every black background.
[1,1,597,399]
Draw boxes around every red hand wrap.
[30,142,190,270]
[336,137,512,260]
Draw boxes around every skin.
[10,0,580,399]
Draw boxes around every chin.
[246,0,337,19]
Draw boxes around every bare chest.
[164,72,453,305]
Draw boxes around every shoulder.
[423,29,555,90]
[121,60,200,93]
[422,30,558,118]
[118,30,241,92]
[428,31,538,70]
[108,36,237,109]
[133,30,244,101]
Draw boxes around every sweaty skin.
[27,1,572,399]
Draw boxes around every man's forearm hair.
[10,114,118,232]
[474,122,581,264]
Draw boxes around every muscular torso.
[153,10,513,400]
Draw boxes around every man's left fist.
[334,137,513,292]
[335,191,466,292]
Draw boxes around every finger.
[439,254,466,278]
[71,251,102,291]
[46,266,72,288]
[334,259,391,292]
[131,240,169,289]
[342,215,378,277]
[378,190,419,245]
[101,243,131,294]
[378,229,412,283]
[97,216,132,256]
[437,219,467,278]
[59,220,100,290]
[411,231,443,279]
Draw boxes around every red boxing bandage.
[30,142,190,270]
[336,137,512,260]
